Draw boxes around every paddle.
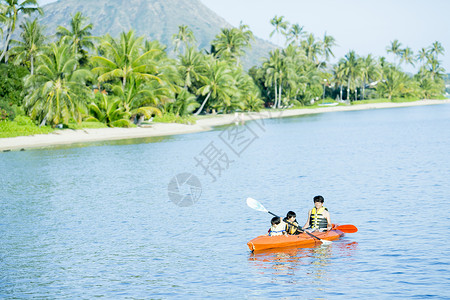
[246,197,332,245]
[335,224,358,233]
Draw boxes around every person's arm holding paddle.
[302,209,312,231]
[322,209,332,231]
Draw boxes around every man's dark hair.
[313,195,324,203]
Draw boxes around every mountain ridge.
[36,0,275,68]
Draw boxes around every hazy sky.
[37,0,449,72]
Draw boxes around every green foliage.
[132,106,162,118]
[86,93,131,127]
[23,42,93,125]
[0,100,15,120]
[171,90,199,116]
[14,115,35,126]
[0,0,43,63]
[92,30,163,91]
[56,11,94,66]
[111,119,135,128]
[10,18,47,75]
[0,64,28,107]
[241,91,264,112]
[67,121,108,129]
[211,24,254,65]
[153,113,196,124]
[0,118,53,138]
[1,7,446,141]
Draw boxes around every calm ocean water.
[1,104,449,299]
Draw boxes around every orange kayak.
[247,229,344,251]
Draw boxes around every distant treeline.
[0,2,446,127]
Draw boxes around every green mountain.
[36,0,275,68]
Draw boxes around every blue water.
[1,104,449,299]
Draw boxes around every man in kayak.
[267,216,287,236]
[283,211,302,235]
[302,195,332,232]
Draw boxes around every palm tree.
[429,41,444,58]
[269,15,289,45]
[171,25,196,54]
[426,56,445,80]
[359,54,380,100]
[178,46,206,89]
[172,89,199,116]
[333,62,346,101]
[10,18,46,75]
[56,11,94,63]
[399,47,415,68]
[376,66,407,100]
[340,50,361,101]
[301,33,323,64]
[86,93,131,127]
[0,4,7,37]
[386,39,402,66]
[110,77,165,113]
[416,47,429,64]
[193,59,235,115]
[23,42,92,125]
[262,49,284,108]
[242,90,264,112]
[0,0,43,63]
[92,30,162,90]
[414,69,444,99]
[322,32,336,63]
[286,23,305,46]
[211,26,253,65]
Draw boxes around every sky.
[37,0,450,73]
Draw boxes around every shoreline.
[1,99,449,151]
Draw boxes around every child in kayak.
[283,211,302,235]
[267,216,287,236]
[302,195,332,232]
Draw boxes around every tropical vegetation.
[0,3,447,136]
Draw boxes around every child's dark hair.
[286,211,296,219]
[271,216,281,225]
[313,195,324,203]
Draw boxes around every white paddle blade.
[246,197,268,212]
[321,240,332,245]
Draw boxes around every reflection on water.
[249,240,359,281]
[32,135,175,151]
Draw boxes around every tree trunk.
[273,77,278,109]
[362,80,366,100]
[347,78,351,101]
[340,85,343,101]
[0,24,13,63]
[31,55,34,75]
[194,92,211,115]
[39,116,47,127]
[278,76,282,108]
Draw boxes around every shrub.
[153,113,196,124]
[14,116,35,126]
[0,64,28,107]
[0,100,15,120]
[0,108,8,121]
[111,119,134,128]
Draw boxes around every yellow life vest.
[309,206,328,229]
[284,218,300,235]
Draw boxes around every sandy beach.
[1,99,449,151]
